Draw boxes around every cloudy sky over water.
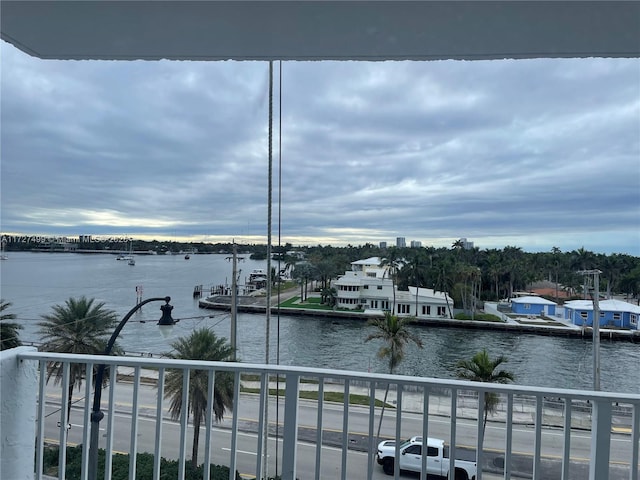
[1,42,639,255]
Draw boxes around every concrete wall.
[0,347,38,480]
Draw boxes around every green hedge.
[43,444,240,480]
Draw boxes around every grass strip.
[241,387,392,408]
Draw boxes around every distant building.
[332,257,453,318]
[459,237,474,249]
[287,250,306,260]
[379,241,387,249]
[396,237,406,248]
[79,235,92,243]
[410,240,422,248]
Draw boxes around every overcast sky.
[1,42,639,255]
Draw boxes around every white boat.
[123,239,135,265]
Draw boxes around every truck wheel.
[382,458,394,475]
[454,468,469,480]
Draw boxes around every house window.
[524,304,531,310]
[363,285,369,289]
[631,314,637,326]
[382,301,389,310]
[613,313,621,321]
[437,306,446,316]
[422,305,431,315]
[397,304,410,314]
[371,300,378,309]
[580,312,588,319]
[377,285,383,290]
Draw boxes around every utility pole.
[578,269,602,390]
[226,242,244,360]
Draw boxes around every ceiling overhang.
[1,1,639,62]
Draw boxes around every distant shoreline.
[198,295,640,343]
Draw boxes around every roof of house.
[351,257,381,266]
[511,296,557,306]
[564,299,640,314]
[407,286,451,301]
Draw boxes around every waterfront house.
[564,299,640,330]
[511,295,558,317]
[332,257,453,318]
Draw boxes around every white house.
[332,257,453,318]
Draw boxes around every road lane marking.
[221,447,259,456]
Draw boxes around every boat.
[184,254,190,260]
[123,239,135,265]
[247,269,267,289]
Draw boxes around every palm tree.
[164,328,235,470]
[37,297,118,417]
[0,299,22,350]
[456,349,515,434]
[381,249,403,313]
[365,312,424,439]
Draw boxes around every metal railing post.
[281,374,300,479]
[589,398,612,480]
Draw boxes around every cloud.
[1,43,638,255]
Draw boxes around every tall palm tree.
[381,249,403,313]
[456,349,515,433]
[37,297,118,417]
[0,299,22,350]
[164,328,235,470]
[365,312,423,439]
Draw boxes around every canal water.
[1,252,638,393]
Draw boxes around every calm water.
[1,252,638,393]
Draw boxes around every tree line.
[284,244,640,308]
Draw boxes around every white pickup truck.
[376,436,477,480]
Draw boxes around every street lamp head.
[157,297,176,339]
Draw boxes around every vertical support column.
[589,399,612,480]
[476,390,485,480]
[0,347,37,480]
[533,396,543,478]
[281,374,300,479]
[504,394,513,480]
[449,388,457,480]
[630,402,639,480]
[561,398,572,480]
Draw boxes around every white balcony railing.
[1,346,639,480]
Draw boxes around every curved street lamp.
[88,296,176,480]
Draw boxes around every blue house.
[511,296,557,316]
[564,299,640,329]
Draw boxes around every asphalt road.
[44,383,637,479]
